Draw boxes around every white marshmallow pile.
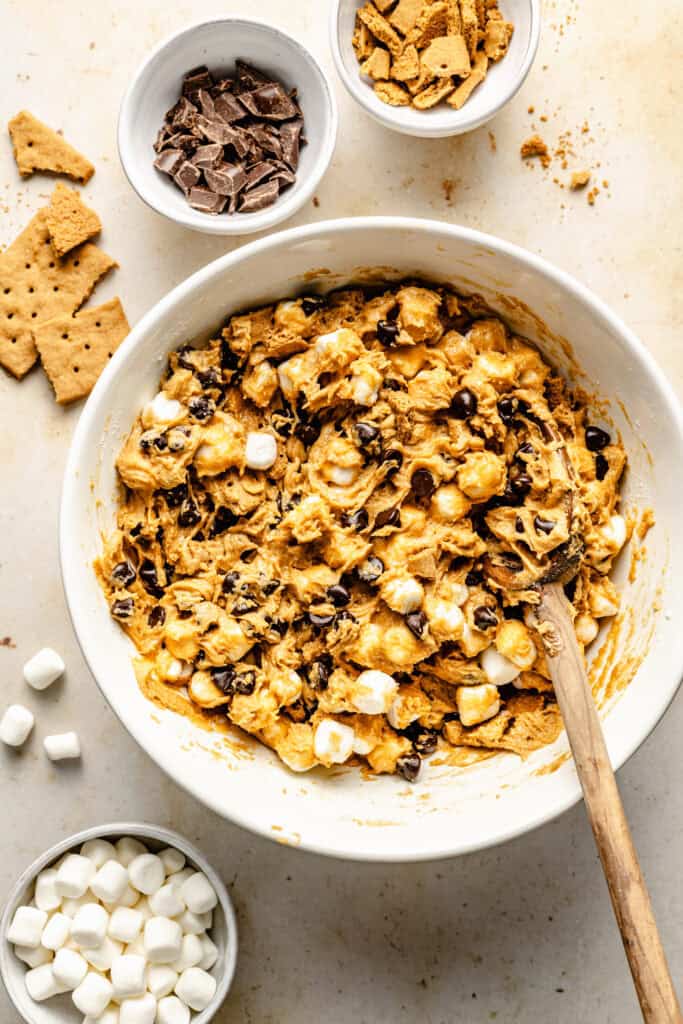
[0,646,81,760]
[7,835,221,1022]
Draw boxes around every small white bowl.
[329,0,540,137]
[118,17,338,235]
[0,823,238,1024]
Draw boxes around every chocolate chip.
[509,469,532,497]
[308,610,335,627]
[197,367,220,389]
[374,507,400,529]
[234,670,256,695]
[405,723,438,756]
[411,468,436,499]
[356,421,379,445]
[585,425,611,451]
[111,598,134,619]
[377,320,400,346]
[163,483,188,508]
[595,453,609,480]
[357,556,384,583]
[139,559,164,598]
[327,584,350,607]
[517,442,535,456]
[406,611,427,639]
[465,569,482,586]
[396,753,421,782]
[233,596,259,616]
[474,606,498,630]
[449,388,478,419]
[111,561,136,587]
[380,449,403,473]
[222,571,240,593]
[308,655,332,691]
[240,548,258,563]
[515,517,525,533]
[148,606,166,627]
[534,515,555,535]
[212,667,235,695]
[301,295,326,316]
[341,509,369,531]
[153,435,168,451]
[214,93,248,124]
[332,610,357,628]
[220,338,240,370]
[498,396,529,424]
[177,499,201,529]
[270,618,289,636]
[188,396,214,421]
[383,378,404,392]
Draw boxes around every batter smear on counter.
[96,283,628,780]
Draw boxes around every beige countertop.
[1,0,681,1020]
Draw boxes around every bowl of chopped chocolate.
[330,0,540,137]
[118,18,338,234]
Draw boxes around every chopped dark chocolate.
[173,161,201,193]
[190,143,223,169]
[235,60,271,93]
[188,187,227,214]
[279,120,303,169]
[182,65,214,101]
[205,162,248,196]
[239,179,280,212]
[214,93,248,124]
[240,83,299,121]
[167,96,198,131]
[244,161,277,189]
[197,89,216,118]
[154,149,185,176]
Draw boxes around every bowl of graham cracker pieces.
[330,0,540,137]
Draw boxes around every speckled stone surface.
[0,1,681,1020]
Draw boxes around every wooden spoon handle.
[537,582,681,1023]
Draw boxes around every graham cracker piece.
[361,47,392,81]
[0,209,116,379]
[570,170,591,190]
[33,297,129,404]
[405,63,436,95]
[413,78,456,108]
[406,1,449,48]
[8,111,94,183]
[475,0,487,28]
[484,16,514,60]
[446,0,463,34]
[374,81,412,106]
[421,35,471,76]
[45,183,102,259]
[447,50,489,107]
[353,19,376,61]
[374,0,396,10]
[520,133,551,167]
[392,44,421,81]
[357,3,403,56]
[388,0,424,36]
[459,0,481,59]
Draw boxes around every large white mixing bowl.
[60,218,683,861]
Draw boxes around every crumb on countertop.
[570,170,591,190]
[520,134,551,168]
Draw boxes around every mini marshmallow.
[350,371,379,406]
[381,575,424,615]
[178,909,210,936]
[119,992,157,1024]
[109,884,140,910]
[7,905,47,947]
[124,934,146,958]
[175,966,217,1012]
[108,906,143,944]
[313,719,355,764]
[115,837,148,868]
[480,647,520,686]
[34,868,62,913]
[82,937,123,972]
[25,962,69,1001]
[198,932,218,971]
[72,971,114,1017]
[128,854,165,896]
[353,669,398,715]
[91,860,129,904]
[575,613,599,646]
[146,964,178,999]
[52,946,88,989]
[13,943,53,968]
[71,903,109,949]
[245,431,277,471]
[111,953,146,999]
[80,838,118,869]
[57,854,96,899]
[134,897,153,923]
[149,883,185,919]
[61,894,91,918]
[156,996,191,1024]
[142,392,183,428]
[23,647,65,690]
[83,1008,120,1024]
[171,933,203,973]
[456,683,501,727]
[179,872,217,915]
[41,911,72,951]
[327,464,358,487]
[602,513,627,552]
[158,847,186,877]
[0,704,35,747]
[144,916,183,964]
[169,868,194,891]
[44,731,81,761]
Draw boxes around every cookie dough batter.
[96,283,627,780]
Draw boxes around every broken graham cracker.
[421,35,471,77]
[389,0,424,36]
[0,209,116,379]
[8,111,94,183]
[392,44,421,81]
[570,169,591,190]
[374,81,411,106]
[447,50,488,107]
[413,78,456,109]
[45,183,102,258]
[361,46,392,81]
[33,297,129,404]
[357,3,403,56]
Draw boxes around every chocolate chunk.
[474,606,498,630]
[190,143,223,169]
[355,421,379,445]
[585,425,611,451]
[377,320,400,346]
[465,569,482,586]
[357,556,384,583]
[111,560,136,587]
[396,753,421,782]
[375,507,400,529]
[342,508,369,531]
[163,483,188,508]
[308,610,335,627]
[515,516,525,533]
[411,468,436,499]
[222,571,240,593]
[327,584,350,607]
[301,297,326,317]
[182,65,214,100]
[235,60,272,93]
[211,77,234,95]
[240,83,299,121]
[197,89,216,118]
[244,161,277,189]
[406,611,427,639]
[214,93,248,123]
[450,388,478,419]
[188,396,215,421]
[197,367,220,389]
[154,149,185,176]
[173,161,201,194]
[247,123,283,160]
[279,119,303,169]
[154,125,172,152]
[148,606,166,628]
[205,163,248,197]
[192,115,233,146]
[167,96,198,130]
[178,499,201,528]
[595,453,609,480]
[111,598,134,619]
[188,187,227,214]
[220,338,240,370]
[212,666,235,695]
[139,559,164,598]
[238,179,280,212]
[534,515,555,535]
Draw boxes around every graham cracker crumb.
[520,134,551,168]
[570,170,591,190]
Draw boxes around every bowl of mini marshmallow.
[0,823,238,1024]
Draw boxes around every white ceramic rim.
[328,0,541,138]
[60,216,683,862]
[0,822,238,1024]
[118,16,339,235]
